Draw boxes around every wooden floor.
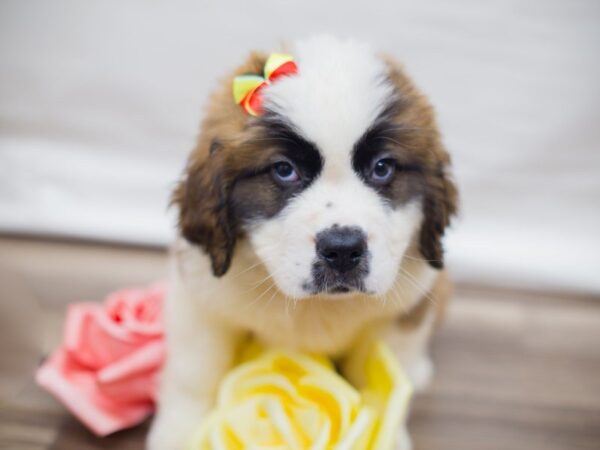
[1,237,599,450]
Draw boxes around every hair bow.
[232,53,298,116]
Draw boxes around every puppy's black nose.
[316,226,367,273]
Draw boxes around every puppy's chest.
[237,299,394,356]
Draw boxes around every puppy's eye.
[369,158,396,185]
[272,161,300,185]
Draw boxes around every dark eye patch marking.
[352,99,426,206]
[230,114,323,225]
[257,113,323,179]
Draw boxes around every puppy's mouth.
[321,283,367,295]
[330,284,352,294]
[303,271,368,296]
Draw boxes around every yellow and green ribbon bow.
[232,53,298,116]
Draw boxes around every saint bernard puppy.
[148,35,458,450]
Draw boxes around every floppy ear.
[419,163,458,269]
[173,143,237,277]
[171,51,269,276]
[382,57,458,269]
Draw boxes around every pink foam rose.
[36,283,166,436]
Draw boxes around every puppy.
[148,35,457,450]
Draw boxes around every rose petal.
[96,369,160,404]
[64,304,149,369]
[36,349,153,436]
[105,283,165,337]
[97,340,165,385]
[96,340,165,403]
[362,342,413,450]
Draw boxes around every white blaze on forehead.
[263,36,394,158]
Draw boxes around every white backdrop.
[1,0,599,293]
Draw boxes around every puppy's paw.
[395,426,413,450]
[405,355,434,392]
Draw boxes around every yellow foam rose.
[187,341,412,450]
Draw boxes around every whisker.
[261,286,281,315]
[402,254,443,264]
[246,270,278,292]
[398,266,438,308]
[229,260,264,280]
[242,280,278,312]
[386,280,408,313]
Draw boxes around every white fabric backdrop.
[1,0,599,293]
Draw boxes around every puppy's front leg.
[147,309,241,450]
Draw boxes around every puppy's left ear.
[173,142,237,277]
[419,162,458,269]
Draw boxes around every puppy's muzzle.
[308,225,369,294]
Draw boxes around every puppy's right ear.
[172,140,236,277]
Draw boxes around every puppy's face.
[175,37,457,299]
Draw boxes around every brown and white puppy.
[148,35,457,450]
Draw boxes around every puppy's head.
[174,36,457,298]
